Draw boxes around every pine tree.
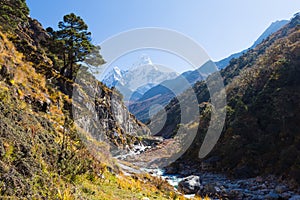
[56,13,94,79]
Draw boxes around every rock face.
[73,75,150,151]
[178,175,202,194]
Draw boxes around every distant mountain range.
[128,20,289,122]
[103,20,289,123]
[215,20,289,69]
[128,60,216,122]
[102,55,178,101]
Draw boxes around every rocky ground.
[173,173,300,200]
[116,138,300,200]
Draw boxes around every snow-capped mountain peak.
[102,66,126,88]
[101,55,179,100]
[139,55,153,66]
[113,66,122,76]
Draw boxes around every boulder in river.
[178,175,202,194]
[265,191,280,199]
[289,195,300,200]
[275,185,288,194]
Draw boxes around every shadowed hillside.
[152,13,300,186]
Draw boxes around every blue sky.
[27,0,300,72]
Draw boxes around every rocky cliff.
[73,71,150,152]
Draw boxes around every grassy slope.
[0,11,185,200]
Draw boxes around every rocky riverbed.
[115,139,300,200]
[171,173,300,200]
[141,168,300,200]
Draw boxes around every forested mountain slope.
[153,13,300,184]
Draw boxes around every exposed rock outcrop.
[73,74,150,151]
[178,175,202,194]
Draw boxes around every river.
[115,141,300,200]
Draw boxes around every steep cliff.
[73,71,150,152]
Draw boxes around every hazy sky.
[27,0,300,71]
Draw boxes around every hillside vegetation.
[0,1,182,199]
[154,13,300,185]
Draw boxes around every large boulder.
[178,175,202,194]
[289,195,300,200]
